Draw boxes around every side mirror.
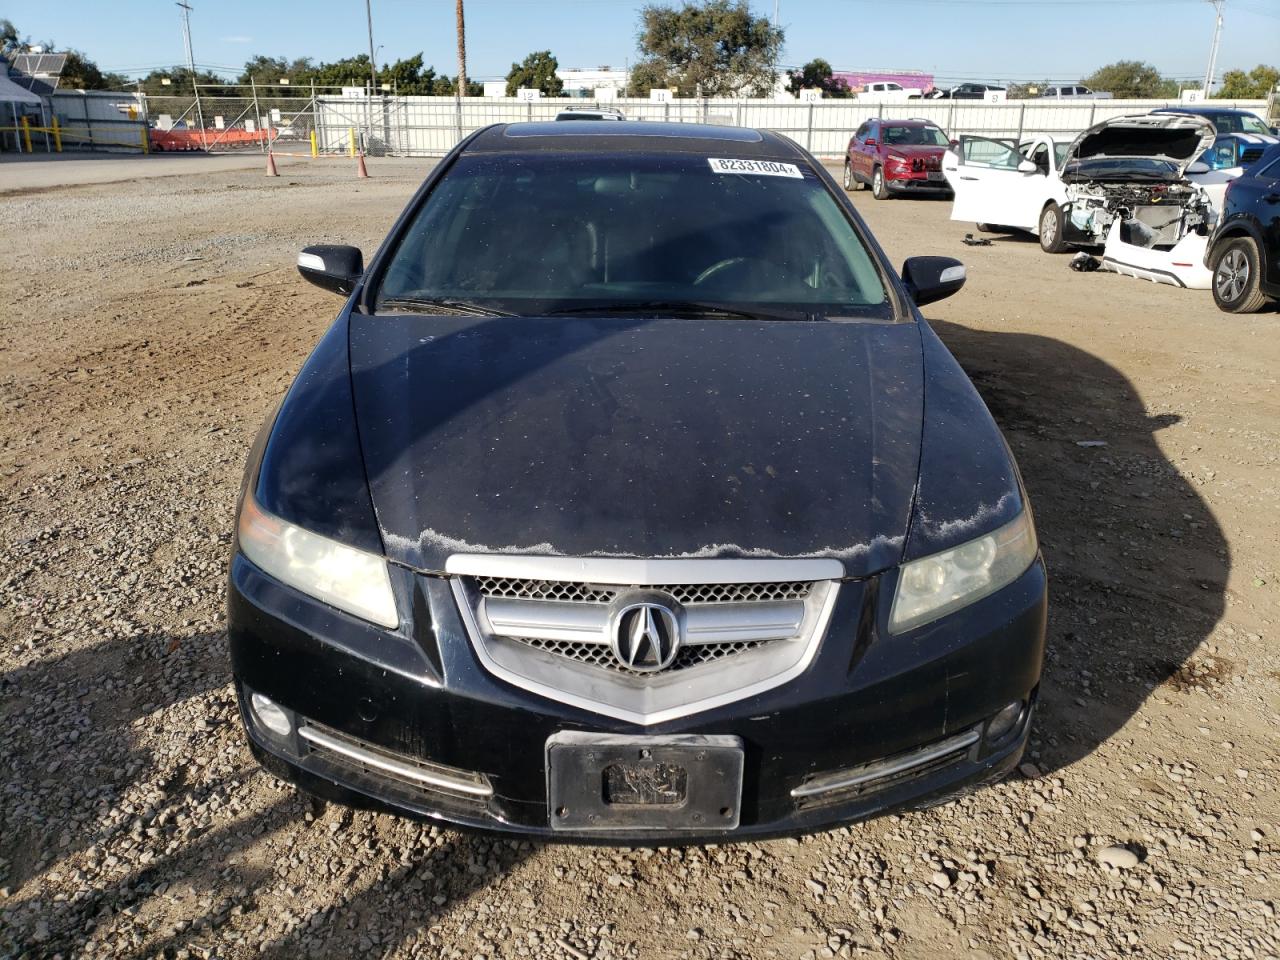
[297,244,363,296]
[1017,158,1038,173]
[865,137,878,146]
[1186,160,1211,174]
[902,256,966,307]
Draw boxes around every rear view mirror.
[902,256,966,307]
[865,138,878,146]
[1187,161,1211,174]
[1017,159,1038,173]
[297,244,364,296]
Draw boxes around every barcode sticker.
[707,158,804,179]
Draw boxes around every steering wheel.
[693,256,790,290]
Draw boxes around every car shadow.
[0,626,538,959]
[926,318,1228,774]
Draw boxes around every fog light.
[250,692,293,737]
[987,700,1024,742]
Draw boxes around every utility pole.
[176,2,207,149]
[1202,0,1225,97]
[365,0,378,95]
[456,0,467,97]
[773,0,779,28]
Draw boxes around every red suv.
[844,119,954,200]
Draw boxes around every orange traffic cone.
[356,151,369,179]
[265,150,279,177]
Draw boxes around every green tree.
[785,58,851,98]
[59,50,128,90]
[1,18,22,57]
[629,0,783,98]
[1215,64,1280,99]
[505,50,563,96]
[1082,60,1166,98]
[136,67,232,97]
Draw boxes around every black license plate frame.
[546,732,744,832]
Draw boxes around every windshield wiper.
[377,297,516,317]
[541,300,803,321]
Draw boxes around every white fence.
[314,95,1272,159]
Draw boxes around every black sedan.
[1207,142,1280,313]
[229,121,1047,841]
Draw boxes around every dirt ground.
[1,156,1277,960]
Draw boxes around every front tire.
[872,166,889,200]
[1039,202,1067,253]
[1212,237,1268,313]
[843,160,855,192]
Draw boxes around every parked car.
[230,119,1047,841]
[1205,142,1280,312]
[1199,132,1280,172]
[1038,84,1112,100]
[1151,106,1277,136]
[943,114,1219,288]
[554,107,625,121]
[844,118,954,199]
[928,83,1006,100]
[852,80,925,102]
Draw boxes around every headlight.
[885,153,910,166]
[237,493,399,629]
[889,508,1038,634]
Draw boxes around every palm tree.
[455,0,467,96]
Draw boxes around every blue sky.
[13,0,1280,85]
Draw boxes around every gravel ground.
[1,157,1277,960]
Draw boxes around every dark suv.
[1206,142,1280,312]
[844,119,954,199]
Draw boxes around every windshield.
[883,125,949,147]
[374,152,890,320]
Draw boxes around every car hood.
[1063,113,1216,181]
[884,144,948,158]
[348,313,925,578]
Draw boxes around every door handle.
[959,176,979,181]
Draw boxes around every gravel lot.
[1,156,1277,960]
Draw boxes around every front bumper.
[885,171,952,195]
[229,553,1047,841]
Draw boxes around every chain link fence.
[70,89,1270,160]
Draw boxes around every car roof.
[880,119,937,126]
[466,121,807,159]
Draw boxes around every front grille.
[515,635,767,675]
[447,556,843,725]
[474,576,813,606]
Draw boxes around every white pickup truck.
[852,81,924,102]
[1039,84,1113,100]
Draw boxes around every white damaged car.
[943,114,1220,288]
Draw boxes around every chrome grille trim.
[483,596,807,646]
[445,554,844,585]
[790,727,980,799]
[449,557,842,726]
[298,723,493,798]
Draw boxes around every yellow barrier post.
[348,126,356,158]
[140,126,150,154]
[51,116,62,152]
[310,129,318,158]
[20,116,32,153]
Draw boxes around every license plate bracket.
[547,732,743,832]
[927,170,945,182]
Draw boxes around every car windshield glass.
[883,125,948,146]
[1238,115,1271,135]
[374,152,891,320]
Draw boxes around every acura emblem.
[609,600,681,673]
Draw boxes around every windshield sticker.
[707,158,803,179]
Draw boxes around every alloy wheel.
[1216,248,1248,303]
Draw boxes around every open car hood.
[1063,113,1216,181]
